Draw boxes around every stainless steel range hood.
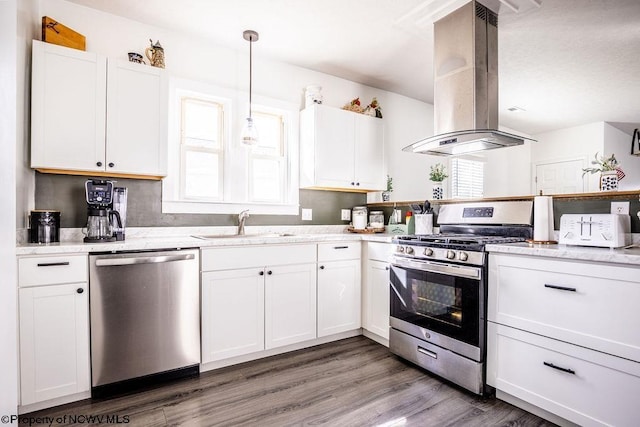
[404,0,534,156]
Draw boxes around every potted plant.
[582,152,621,191]
[429,163,448,199]
[382,174,393,201]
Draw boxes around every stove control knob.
[446,250,456,260]
[397,246,404,253]
[423,248,434,257]
[458,251,469,261]
[405,246,414,255]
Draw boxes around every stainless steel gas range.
[389,201,533,395]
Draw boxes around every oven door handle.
[391,257,481,280]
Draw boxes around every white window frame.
[162,77,299,215]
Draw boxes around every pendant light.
[241,30,259,146]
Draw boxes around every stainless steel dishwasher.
[89,249,200,396]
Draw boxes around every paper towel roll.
[533,196,554,241]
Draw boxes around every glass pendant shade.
[241,117,259,146]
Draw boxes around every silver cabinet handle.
[418,346,437,359]
[95,253,194,267]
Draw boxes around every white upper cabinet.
[31,40,106,173]
[31,40,167,178]
[300,104,385,191]
[106,60,167,176]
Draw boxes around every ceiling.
[67,0,640,136]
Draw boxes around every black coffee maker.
[83,179,125,243]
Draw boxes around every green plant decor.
[582,152,619,176]
[386,175,393,192]
[429,163,448,182]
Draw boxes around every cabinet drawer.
[489,323,640,427]
[366,242,393,262]
[489,254,640,362]
[202,244,316,271]
[317,242,361,262]
[19,255,88,287]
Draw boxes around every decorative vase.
[382,191,390,202]
[599,170,618,191]
[432,181,443,199]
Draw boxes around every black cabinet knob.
[350,182,355,186]
[96,161,103,167]
[267,270,273,275]
[319,265,325,270]
[356,182,360,186]
[259,271,264,276]
[108,162,115,168]
[76,288,84,294]
[385,266,390,271]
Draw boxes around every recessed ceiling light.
[507,106,527,113]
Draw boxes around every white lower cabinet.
[488,253,640,427]
[362,242,392,341]
[265,263,317,348]
[18,254,90,408]
[200,244,317,364]
[317,243,361,337]
[201,269,265,362]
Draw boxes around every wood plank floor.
[24,336,556,426]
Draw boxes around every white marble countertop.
[486,242,640,266]
[16,225,396,255]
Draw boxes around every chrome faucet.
[237,210,250,235]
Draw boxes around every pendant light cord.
[249,35,253,119]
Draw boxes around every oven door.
[390,256,482,348]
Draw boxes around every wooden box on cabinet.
[300,104,384,191]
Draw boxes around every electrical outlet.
[301,208,313,221]
[611,201,630,215]
[341,209,351,221]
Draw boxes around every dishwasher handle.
[95,253,195,267]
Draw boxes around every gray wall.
[34,173,366,228]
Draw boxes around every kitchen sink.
[191,233,295,240]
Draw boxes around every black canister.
[29,210,60,244]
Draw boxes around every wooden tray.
[347,226,385,234]
[42,16,86,51]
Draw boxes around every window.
[451,158,484,198]
[162,78,299,215]
[180,98,224,200]
[249,109,286,203]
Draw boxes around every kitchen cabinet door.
[201,269,265,363]
[363,259,390,340]
[265,263,317,349]
[312,106,356,188]
[31,40,106,173]
[354,115,385,190]
[317,259,361,337]
[106,60,167,177]
[19,283,90,405]
[300,104,384,191]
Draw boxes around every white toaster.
[559,214,631,248]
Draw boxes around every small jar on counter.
[369,211,384,229]
[352,206,368,230]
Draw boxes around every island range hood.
[403,0,534,156]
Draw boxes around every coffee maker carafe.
[83,180,125,243]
